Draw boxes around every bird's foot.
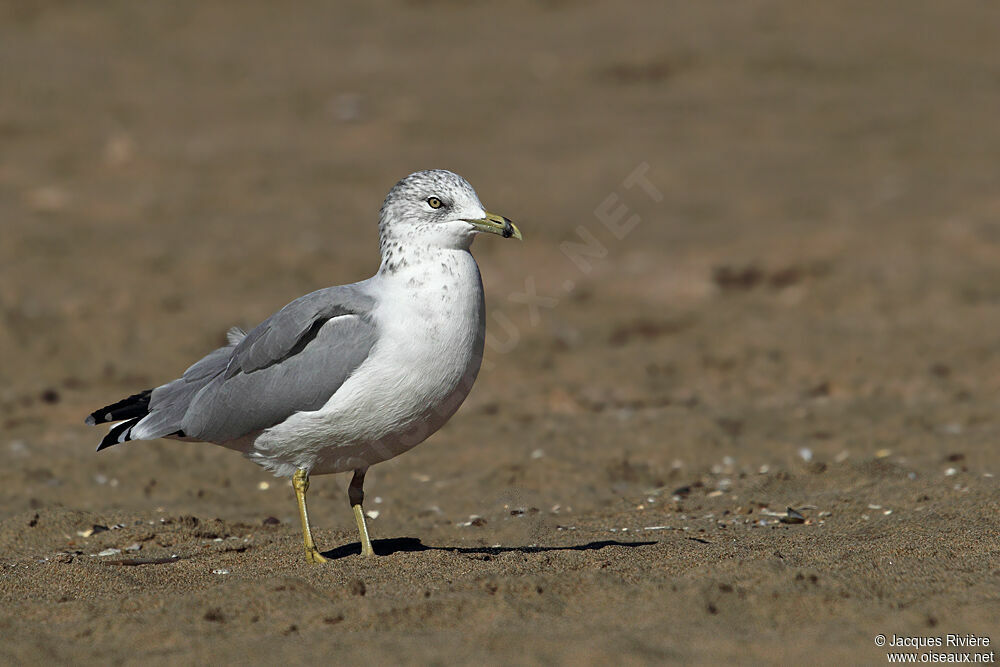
[304,547,329,564]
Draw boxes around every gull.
[85,169,521,562]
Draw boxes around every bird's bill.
[463,212,523,240]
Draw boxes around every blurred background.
[4,0,999,502]
[1,1,1000,660]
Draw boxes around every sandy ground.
[2,1,1000,664]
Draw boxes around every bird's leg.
[292,468,328,563]
[349,468,375,557]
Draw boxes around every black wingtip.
[96,418,140,452]
[87,389,152,425]
[85,414,96,426]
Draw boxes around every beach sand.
[2,1,999,663]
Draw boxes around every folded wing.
[95,284,377,448]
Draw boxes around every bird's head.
[378,169,521,252]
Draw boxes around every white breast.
[247,248,486,476]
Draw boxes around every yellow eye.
[427,196,442,209]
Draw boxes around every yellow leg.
[292,468,328,563]
[353,504,374,557]
[349,469,375,557]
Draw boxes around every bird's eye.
[427,196,443,209]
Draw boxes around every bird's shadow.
[321,536,656,561]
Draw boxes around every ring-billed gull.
[86,169,521,562]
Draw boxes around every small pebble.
[212,568,230,575]
[77,525,109,538]
[780,507,806,524]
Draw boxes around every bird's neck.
[377,234,474,277]
[375,243,480,291]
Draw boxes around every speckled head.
[377,170,520,260]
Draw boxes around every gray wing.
[129,284,377,444]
